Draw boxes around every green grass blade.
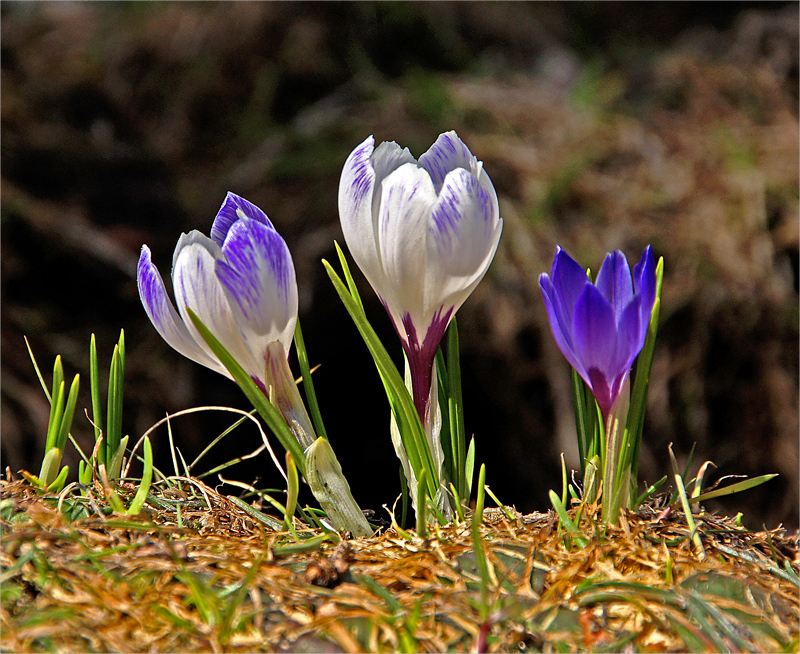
[464,436,475,500]
[688,474,778,504]
[322,257,437,499]
[445,319,467,498]
[284,451,300,537]
[293,318,328,441]
[471,464,491,614]
[55,374,80,452]
[333,241,364,310]
[186,308,306,475]
[127,437,153,515]
[24,337,51,401]
[89,334,103,442]
[45,380,66,453]
[416,468,429,538]
[549,489,589,548]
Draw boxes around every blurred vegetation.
[2,1,797,528]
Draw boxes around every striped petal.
[137,245,228,377]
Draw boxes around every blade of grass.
[127,437,153,515]
[294,318,328,441]
[89,334,103,443]
[322,256,437,499]
[186,308,306,475]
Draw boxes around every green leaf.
[322,256,438,500]
[549,489,589,548]
[55,374,80,453]
[44,380,65,454]
[293,318,327,441]
[688,474,778,504]
[186,308,306,475]
[445,319,467,498]
[127,437,153,515]
[284,451,300,537]
[89,334,103,442]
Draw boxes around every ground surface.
[2,476,797,653]
[2,2,798,529]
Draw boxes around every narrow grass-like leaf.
[322,257,437,499]
[445,319,467,498]
[228,496,284,531]
[45,465,69,493]
[294,318,327,441]
[675,473,705,560]
[127,437,153,515]
[89,334,103,443]
[58,374,81,453]
[186,308,306,475]
[471,464,491,612]
[284,451,300,537]
[688,474,778,504]
[633,475,667,508]
[24,337,51,401]
[107,435,129,481]
[105,333,125,466]
[416,468,429,538]
[45,380,65,453]
[464,436,475,500]
[625,257,663,480]
[549,490,589,548]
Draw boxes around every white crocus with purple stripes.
[137,192,313,447]
[338,131,503,510]
[138,192,372,536]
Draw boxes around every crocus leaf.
[186,308,306,475]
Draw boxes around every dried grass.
[2,476,797,653]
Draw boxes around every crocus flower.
[338,131,503,421]
[137,192,314,448]
[539,246,657,419]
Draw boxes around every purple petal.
[428,168,497,274]
[633,245,657,320]
[210,192,275,247]
[551,247,590,315]
[217,218,298,342]
[137,245,227,376]
[539,273,584,378]
[615,293,646,370]
[419,131,475,191]
[572,283,618,394]
[595,250,634,323]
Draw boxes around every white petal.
[137,245,229,377]
[217,217,298,359]
[172,231,263,381]
[376,163,438,330]
[419,131,477,192]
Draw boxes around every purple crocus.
[137,192,314,448]
[539,246,657,419]
[338,131,503,422]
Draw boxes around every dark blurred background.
[2,2,797,529]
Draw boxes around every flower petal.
[216,217,298,353]
[172,231,262,381]
[210,192,275,247]
[539,272,584,377]
[595,250,634,323]
[633,245,657,325]
[375,163,438,329]
[137,245,228,377]
[551,247,590,317]
[572,283,618,389]
[419,131,477,192]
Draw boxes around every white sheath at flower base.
[304,438,373,537]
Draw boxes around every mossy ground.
[2,475,797,653]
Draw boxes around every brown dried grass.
[2,475,797,653]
